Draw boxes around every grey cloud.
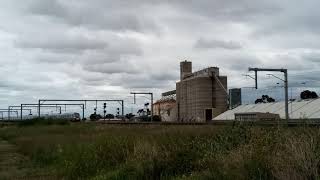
[195,38,242,50]
[171,0,280,22]
[16,35,108,51]
[151,72,179,81]
[29,0,67,17]
[301,52,320,63]
[271,53,318,71]
[248,1,320,39]
[1,0,320,110]
[83,61,140,75]
[27,0,161,32]
[228,57,260,71]
[290,70,320,84]
[110,74,174,89]
[33,52,77,63]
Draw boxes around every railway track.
[1,119,320,126]
[91,119,320,126]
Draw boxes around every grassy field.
[0,122,320,179]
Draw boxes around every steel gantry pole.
[284,69,289,122]
[8,107,10,120]
[121,100,124,119]
[23,103,85,120]
[151,93,153,120]
[1,109,31,120]
[255,70,258,89]
[21,104,23,120]
[38,100,41,118]
[248,67,289,121]
[131,92,154,122]
[38,99,124,120]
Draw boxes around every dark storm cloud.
[194,38,242,50]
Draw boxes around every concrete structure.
[214,98,320,120]
[176,61,228,122]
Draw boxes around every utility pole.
[131,92,154,122]
[248,67,289,121]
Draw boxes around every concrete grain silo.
[176,61,228,122]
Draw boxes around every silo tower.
[180,60,192,80]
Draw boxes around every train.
[22,112,81,122]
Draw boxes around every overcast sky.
[0,0,320,112]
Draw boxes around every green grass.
[0,123,320,179]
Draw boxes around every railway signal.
[117,108,120,116]
[103,103,107,121]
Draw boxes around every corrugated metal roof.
[214,98,320,120]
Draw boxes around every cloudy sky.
[0,0,320,112]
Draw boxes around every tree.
[137,109,144,116]
[300,90,318,99]
[255,95,276,104]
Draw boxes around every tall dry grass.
[0,123,320,179]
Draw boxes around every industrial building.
[214,98,320,120]
[153,90,177,122]
[176,61,228,122]
[154,61,228,122]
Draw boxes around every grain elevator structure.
[176,61,228,122]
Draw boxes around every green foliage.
[1,124,320,179]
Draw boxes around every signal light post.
[103,103,106,122]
